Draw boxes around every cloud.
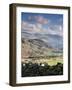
[21,22,28,28]
[21,21,63,37]
[21,21,42,33]
[28,15,49,24]
[34,15,48,24]
[47,24,63,36]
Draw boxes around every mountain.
[21,31,63,50]
[28,39,49,48]
[21,38,63,58]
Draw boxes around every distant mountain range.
[21,31,63,50]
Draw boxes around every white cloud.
[48,24,63,36]
[34,15,48,24]
[28,15,49,24]
[21,21,63,37]
[21,21,42,33]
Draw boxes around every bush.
[21,62,63,77]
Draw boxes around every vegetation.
[21,62,63,77]
[22,56,63,66]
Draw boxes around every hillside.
[21,38,62,58]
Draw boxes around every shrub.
[21,62,63,77]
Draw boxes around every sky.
[21,12,63,37]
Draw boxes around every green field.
[22,56,63,66]
[46,58,63,66]
[34,57,63,66]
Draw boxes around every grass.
[22,56,63,66]
[33,57,63,66]
[46,58,63,66]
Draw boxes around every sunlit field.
[22,56,63,66]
